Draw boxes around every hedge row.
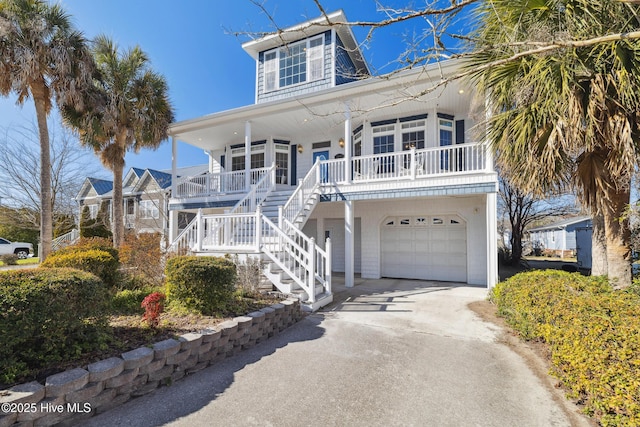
[490,270,640,426]
[0,268,110,386]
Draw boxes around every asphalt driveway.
[83,278,589,427]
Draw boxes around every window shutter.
[455,120,465,144]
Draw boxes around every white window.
[231,145,265,171]
[401,120,426,150]
[262,34,324,93]
[139,200,159,219]
[88,204,98,219]
[353,129,362,156]
[264,51,277,92]
[308,36,324,81]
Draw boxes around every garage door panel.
[381,215,467,282]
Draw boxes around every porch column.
[345,199,354,288]
[484,95,495,172]
[245,121,251,190]
[486,192,498,287]
[344,105,352,184]
[168,210,178,243]
[171,136,177,197]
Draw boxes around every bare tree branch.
[0,121,103,229]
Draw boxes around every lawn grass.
[0,257,39,267]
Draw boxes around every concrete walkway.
[82,278,586,427]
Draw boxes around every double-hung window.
[373,124,395,175]
[230,145,265,172]
[401,120,426,150]
[140,200,159,219]
[88,204,98,220]
[263,35,324,93]
[264,51,277,92]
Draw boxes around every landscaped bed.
[0,236,282,390]
[490,270,640,426]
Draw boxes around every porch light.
[338,137,345,148]
[297,144,303,154]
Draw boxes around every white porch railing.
[167,165,276,253]
[174,166,272,198]
[52,229,79,251]
[350,143,487,183]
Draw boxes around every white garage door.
[381,215,467,282]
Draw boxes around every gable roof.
[147,169,172,189]
[241,9,368,76]
[132,167,145,178]
[529,216,591,233]
[88,178,113,195]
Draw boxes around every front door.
[313,150,329,182]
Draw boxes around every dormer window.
[263,34,324,93]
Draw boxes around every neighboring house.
[528,216,592,257]
[166,10,499,309]
[75,165,208,240]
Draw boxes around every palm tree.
[467,0,640,287]
[66,35,174,247]
[0,0,94,260]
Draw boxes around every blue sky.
[0,0,448,178]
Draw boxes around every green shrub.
[0,268,110,386]
[55,237,119,262]
[0,254,19,265]
[42,246,120,287]
[111,287,158,315]
[491,270,640,426]
[165,256,236,315]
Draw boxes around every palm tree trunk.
[32,89,53,261]
[590,212,607,276]
[111,155,125,248]
[602,188,631,288]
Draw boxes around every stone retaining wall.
[0,299,302,427]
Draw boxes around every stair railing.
[282,161,320,225]
[260,214,331,303]
[52,229,79,251]
[166,213,199,253]
[231,164,276,214]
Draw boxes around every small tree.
[79,203,111,239]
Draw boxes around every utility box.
[575,225,593,274]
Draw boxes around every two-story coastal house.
[167,10,498,309]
